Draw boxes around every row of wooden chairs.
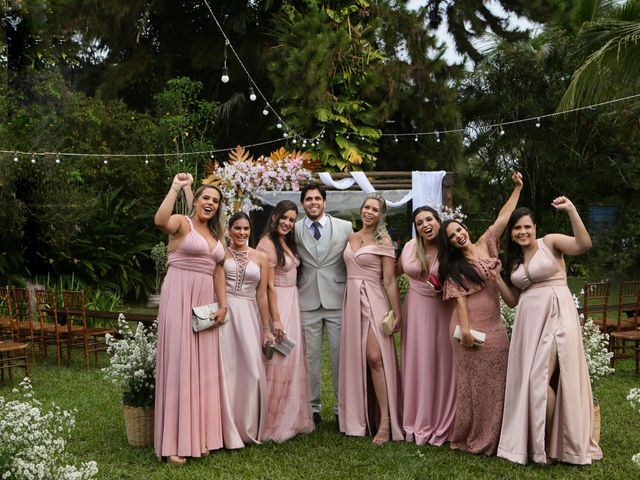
[583,280,640,373]
[0,286,114,378]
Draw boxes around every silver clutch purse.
[191,303,230,332]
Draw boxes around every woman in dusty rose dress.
[496,200,602,465]
[218,212,275,449]
[338,192,403,444]
[397,206,455,446]
[257,200,314,442]
[437,172,523,456]
[154,174,228,465]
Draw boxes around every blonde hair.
[360,192,389,245]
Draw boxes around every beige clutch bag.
[381,310,396,336]
[452,325,486,344]
[191,303,230,332]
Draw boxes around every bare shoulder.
[251,248,268,265]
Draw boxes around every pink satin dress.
[338,242,403,441]
[154,216,224,458]
[218,249,268,448]
[497,238,602,465]
[400,239,456,445]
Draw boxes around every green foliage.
[150,242,168,295]
[85,289,123,312]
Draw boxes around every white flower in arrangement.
[627,387,640,412]
[103,314,157,408]
[0,377,98,480]
[438,204,467,223]
[500,298,516,339]
[632,453,640,468]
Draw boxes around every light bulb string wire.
[201,0,323,143]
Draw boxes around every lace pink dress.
[442,228,508,455]
[498,238,602,464]
[256,238,314,442]
[338,243,403,441]
[218,249,268,449]
[400,239,456,446]
[154,216,224,458]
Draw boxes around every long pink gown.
[442,228,508,456]
[218,249,268,448]
[498,238,602,464]
[154,217,224,458]
[400,239,456,446]
[256,238,314,442]
[338,242,403,441]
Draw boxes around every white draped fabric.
[259,170,446,214]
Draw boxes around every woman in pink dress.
[218,212,275,449]
[257,200,314,442]
[437,172,522,456]
[496,199,602,465]
[154,173,228,465]
[338,192,403,444]
[397,206,455,446]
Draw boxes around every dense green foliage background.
[1,0,638,297]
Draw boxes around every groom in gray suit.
[295,182,352,426]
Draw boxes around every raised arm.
[155,173,191,235]
[545,196,592,256]
[489,172,523,238]
[183,173,194,208]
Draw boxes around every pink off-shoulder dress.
[154,216,224,458]
[497,238,602,465]
[256,238,314,442]
[338,242,403,441]
[400,239,456,446]
[442,228,508,456]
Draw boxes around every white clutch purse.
[381,310,396,336]
[453,325,486,345]
[191,303,230,332]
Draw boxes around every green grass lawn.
[2,339,639,480]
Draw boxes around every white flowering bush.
[0,377,98,480]
[438,204,467,223]
[103,314,157,408]
[500,298,516,339]
[628,388,640,467]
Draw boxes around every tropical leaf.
[228,145,254,163]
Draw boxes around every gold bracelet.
[262,326,271,331]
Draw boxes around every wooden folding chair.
[0,287,29,382]
[62,289,114,369]
[583,282,611,332]
[610,281,640,371]
[11,287,40,363]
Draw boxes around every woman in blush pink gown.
[496,200,602,465]
[257,200,314,442]
[154,174,228,465]
[338,192,403,444]
[398,206,455,446]
[218,212,275,449]
[437,172,523,456]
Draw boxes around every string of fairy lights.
[2,0,640,164]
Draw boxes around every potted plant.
[103,314,157,447]
[148,242,168,307]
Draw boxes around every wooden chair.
[11,287,40,363]
[34,288,84,367]
[62,289,115,369]
[610,281,640,371]
[0,286,30,382]
[583,282,611,332]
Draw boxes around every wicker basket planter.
[593,403,601,444]
[123,405,154,447]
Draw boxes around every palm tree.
[558,0,640,109]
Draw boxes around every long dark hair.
[228,211,250,228]
[504,207,536,284]
[412,206,441,276]
[262,200,299,267]
[191,184,226,247]
[437,219,484,289]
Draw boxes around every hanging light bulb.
[13,153,18,162]
[277,122,282,129]
[103,158,108,165]
[262,104,270,116]
[499,125,505,136]
[414,135,419,142]
[248,85,257,102]
[55,154,61,164]
[535,117,541,128]
[31,155,36,164]
[283,132,289,138]
[221,40,230,83]
[292,137,297,144]
[145,155,149,165]
[435,131,441,143]
[394,136,398,143]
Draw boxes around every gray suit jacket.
[295,214,353,311]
